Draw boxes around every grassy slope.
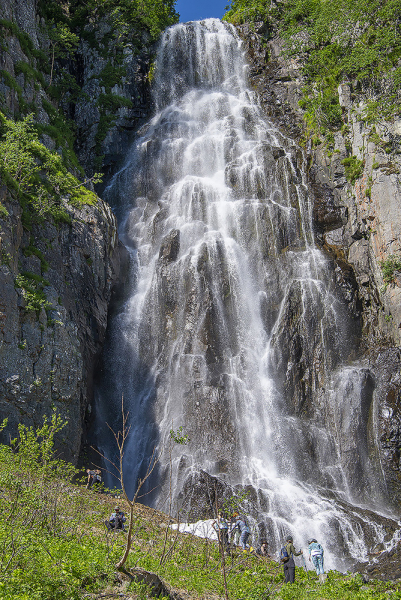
[1,477,401,600]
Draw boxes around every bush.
[0,414,119,600]
[341,156,364,183]
[0,112,99,221]
[381,254,401,286]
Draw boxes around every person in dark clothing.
[86,469,96,489]
[282,536,303,583]
[86,468,101,489]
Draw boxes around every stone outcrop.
[0,183,119,461]
[73,23,153,182]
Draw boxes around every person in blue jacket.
[308,538,325,581]
[231,516,251,549]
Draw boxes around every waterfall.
[93,19,398,570]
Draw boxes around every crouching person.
[106,506,126,531]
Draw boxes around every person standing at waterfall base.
[232,516,251,549]
[212,513,230,550]
[281,536,303,583]
[308,539,325,582]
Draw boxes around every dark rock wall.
[0,185,119,461]
[73,23,153,182]
[0,0,128,460]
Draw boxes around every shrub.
[381,254,401,286]
[341,155,364,183]
[0,112,99,221]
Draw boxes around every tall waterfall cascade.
[94,19,399,571]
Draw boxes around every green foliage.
[341,156,365,184]
[22,243,49,273]
[0,413,119,600]
[98,62,127,92]
[0,19,47,64]
[0,201,9,218]
[98,93,133,112]
[299,85,342,136]
[170,426,190,445]
[381,254,401,286]
[96,0,179,43]
[223,0,270,25]
[222,487,251,515]
[65,0,179,46]
[279,0,401,130]
[0,69,26,110]
[0,413,399,600]
[14,60,46,88]
[0,112,99,222]
[225,1,401,138]
[15,272,51,314]
[48,20,79,58]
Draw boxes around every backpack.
[280,545,290,563]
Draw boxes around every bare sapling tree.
[92,396,160,570]
[214,483,230,600]
[159,425,189,565]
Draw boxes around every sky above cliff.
[176,0,228,22]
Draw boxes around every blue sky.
[175,0,229,22]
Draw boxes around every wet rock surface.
[237,21,401,515]
[352,540,401,582]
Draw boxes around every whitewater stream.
[93,19,399,571]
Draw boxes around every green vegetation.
[23,242,49,273]
[341,156,365,184]
[222,0,270,25]
[0,112,99,223]
[0,413,400,600]
[0,201,9,218]
[0,414,121,600]
[0,19,47,65]
[14,60,46,88]
[381,254,401,287]
[14,272,51,314]
[69,0,179,45]
[38,0,179,50]
[224,0,401,143]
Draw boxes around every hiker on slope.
[281,535,303,583]
[308,538,325,582]
[106,506,126,531]
[256,540,271,558]
[212,512,230,550]
[231,516,251,549]
[229,512,240,546]
[86,468,101,489]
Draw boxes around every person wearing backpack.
[308,538,325,582]
[280,535,303,583]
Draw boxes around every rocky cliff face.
[237,22,401,508]
[73,24,152,183]
[0,0,128,460]
[0,185,119,461]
